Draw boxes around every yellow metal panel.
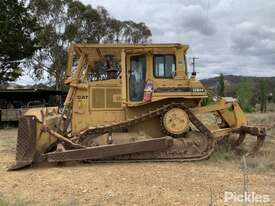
[65,44,74,79]
[89,79,121,87]
[90,110,125,124]
[232,102,247,127]
[191,100,230,114]
[91,88,105,108]
[23,107,58,122]
[147,53,153,80]
[121,50,127,104]
[175,47,187,79]
[106,88,121,108]
[74,43,189,49]
[36,116,58,153]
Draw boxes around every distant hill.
[202,75,275,90]
[201,75,275,99]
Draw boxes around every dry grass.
[209,112,275,172]
[0,198,29,206]
[245,112,275,171]
[247,112,275,128]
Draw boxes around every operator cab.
[65,43,207,108]
[129,54,176,101]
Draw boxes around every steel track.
[78,102,216,162]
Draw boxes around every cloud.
[72,0,275,78]
[179,5,217,36]
[20,0,272,84]
[16,0,275,84]
[231,22,275,55]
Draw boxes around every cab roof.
[70,43,189,62]
[72,43,189,49]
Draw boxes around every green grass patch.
[0,198,30,206]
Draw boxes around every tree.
[118,21,151,44]
[259,80,267,113]
[26,0,69,90]
[0,0,39,83]
[27,0,152,90]
[236,79,255,112]
[217,73,225,97]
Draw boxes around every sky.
[17,0,275,84]
[82,0,275,79]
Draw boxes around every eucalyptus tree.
[27,0,152,90]
[0,0,39,83]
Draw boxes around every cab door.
[129,55,146,101]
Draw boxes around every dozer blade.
[8,116,37,171]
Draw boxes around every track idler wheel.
[161,107,189,137]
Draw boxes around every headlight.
[192,88,205,92]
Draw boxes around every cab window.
[153,55,176,78]
[129,55,146,101]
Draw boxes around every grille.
[106,89,121,108]
[92,88,105,108]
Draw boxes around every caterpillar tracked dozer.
[9,43,266,170]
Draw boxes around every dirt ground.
[0,113,275,206]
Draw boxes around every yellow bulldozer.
[9,43,266,170]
